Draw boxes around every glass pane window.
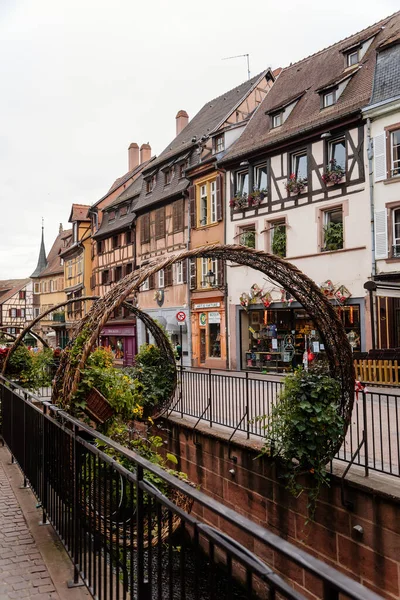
[210,180,217,223]
[292,152,307,181]
[323,91,335,107]
[271,221,286,257]
[347,50,359,66]
[175,261,183,284]
[272,113,282,128]
[200,184,208,226]
[329,139,346,170]
[158,269,165,288]
[208,322,221,358]
[393,209,400,256]
[201,258,208,288]
[255,164,267,190]
[323,208,343,251]
[391,130,400,177]
[141,279,149,291]
[236,170,249,195]
[215,135,224,153]
[239,225,256,248]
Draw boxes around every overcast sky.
[0,0,398,279]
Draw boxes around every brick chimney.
[176,110,189,135]
[128,143,139,171]
[140,143,151,164]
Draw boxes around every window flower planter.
[285,174,306,195]
[230,189,267,210]
[322,159,345,185]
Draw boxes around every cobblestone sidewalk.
[0,457,60,599]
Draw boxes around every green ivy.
[8,346,54,390]
[260,368,344,519]
[323,222,343,251]
[272,225,286,257]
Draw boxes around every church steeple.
[30,219,48,278]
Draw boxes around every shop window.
[254,163,268,191]
[239,225,256,248]
[208,321,221,358]
[236,170,249,196]
[270,221,286,257]
[102,337,125,360]
[322,207,343,251]
[291,151,307,181]
[328,138,346,171]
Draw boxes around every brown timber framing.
[229,119,366,219]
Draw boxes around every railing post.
[209,368,212,428]
[362,389,369,477]
[40,404,47,525]
[246,371,250,440]
[68,423,83,587]
[137,465,150,599]
[180,362,183,419]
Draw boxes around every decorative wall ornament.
[319,280,351,305]
[154,289,164,307]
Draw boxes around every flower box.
[322,159,345,186]
[84,387,114,424]
[285,174,306,195]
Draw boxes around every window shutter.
[16,309,21,318]
[217,259,224,286]
[216,174,223,221]
[374,133,386,182]
[189,185,196,228]
[155,207,166,239]
[165,265,173,287]
[182,259,188,284]
[375,209,388,259]
[189,259,197,290]
[173,200,184,232]
[8,309,11,317]
[149,274,155,290]
[141,214,150,243]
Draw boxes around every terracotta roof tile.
[69,204,91,223]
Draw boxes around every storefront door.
[200,329,206,363]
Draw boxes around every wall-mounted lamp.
[320,132,332,139]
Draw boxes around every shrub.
[260,368,344,517]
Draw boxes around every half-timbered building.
[135,74,274,365]
[220,13,400,371]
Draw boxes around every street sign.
[176,311,186,322]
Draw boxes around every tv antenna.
[222,53,251,80]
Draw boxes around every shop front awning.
[374,282,400,299]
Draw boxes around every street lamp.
[205,269,216,287]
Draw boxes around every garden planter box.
[85,387,114,424]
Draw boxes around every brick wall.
[160,417,400,599]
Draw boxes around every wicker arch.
[54,244,355,439]
[0,326,49,349]
[1,296,99,376]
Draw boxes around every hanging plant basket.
[85,387,115,424]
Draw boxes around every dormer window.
[120,205,128,216]
[323,90,336,108]
[272,113,282,128]
[164,169,172,185]
[109,211,116,222]
[347,50,359,67]
[146,174,156,193]
[213,134,224,154]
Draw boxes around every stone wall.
[161,416,400,599]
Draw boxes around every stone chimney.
[128,142,140,171]
[176,110,189,136]
[140,143,151,164]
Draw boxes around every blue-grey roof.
[370,40,400,105]
[30,228,48,278]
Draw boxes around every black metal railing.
[171,368,400,478]
[0,376,383,600]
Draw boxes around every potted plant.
[322,159,345,185]
[323,221,343,251]
[229,193,248,210]
[285,173,307,195]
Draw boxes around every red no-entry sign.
[176,311,186,322]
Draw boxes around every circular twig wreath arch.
[2,297,177,417]
[53,244,354,448]
[0,327,49,349]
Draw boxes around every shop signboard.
[199,313,206,326]
[193,302,220,309]
[208,312,220,324]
